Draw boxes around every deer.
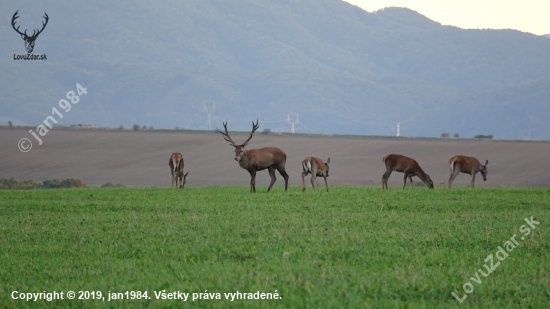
[219,120,289,193]
[382,154,434,190]
[11,10,49,54]
[302,157,330,192]
[169,152,189,188]
[448,155,488,189]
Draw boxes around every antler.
[11,11,48,39]
[219,121,237,146]
[11,10,50,39]
[242,119,260,147]
[11,11,25,36]
[32,13,49,38]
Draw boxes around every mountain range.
[1,0,549,139]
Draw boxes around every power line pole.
[203,101,215,130]
[287,113,299,133]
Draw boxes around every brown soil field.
[1,128,549,188]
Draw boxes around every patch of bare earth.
[1,128,549,188]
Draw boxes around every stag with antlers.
[219,120,289,193]
[169,152,188,188]
[11,10,49,54]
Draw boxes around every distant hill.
[1,1,550,139]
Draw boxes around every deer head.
[425,174,434,188]
[12,11,49,53]
[179,171,189,189]
[480,160,488,181]
[219,120,260,162]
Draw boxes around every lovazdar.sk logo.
[11,10,48,60]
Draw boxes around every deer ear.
[327,157,330,164]
[184,171,189,177]
[485,160,488,166]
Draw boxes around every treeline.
[0,178,87,189]
[0,178,127,189]
[0,177,125,190]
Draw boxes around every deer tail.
[303,159,312,172]
[172,158,179,173]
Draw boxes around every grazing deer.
[169,152,189,188]
[448,155,488,189]
[219,120,289,193]
[302,157,330,192]
[382,154,434,189]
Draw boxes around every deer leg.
[277,165,289,192]
[267,167,277,192]
[171,170,175,188]
[310,166,318,189]
[382,169,392,190]
[249,170,257,193]
[302,170,309,192]
[409,175,414,189]
[402,172,409,190]
[448,166,461,189]
[323,175,328,192]
[471,173,476,189]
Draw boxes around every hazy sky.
[344,0,550,35]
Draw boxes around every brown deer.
[219,120,289,193]
[169,152,189,188]
[382,154,434,189]
[302,157,330,192]
[448,155,488,189]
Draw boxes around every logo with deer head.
[11,10,49,54]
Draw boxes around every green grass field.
[1,186,548,308]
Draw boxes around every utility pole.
[203,101,215,130]
[287,113,299,133]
